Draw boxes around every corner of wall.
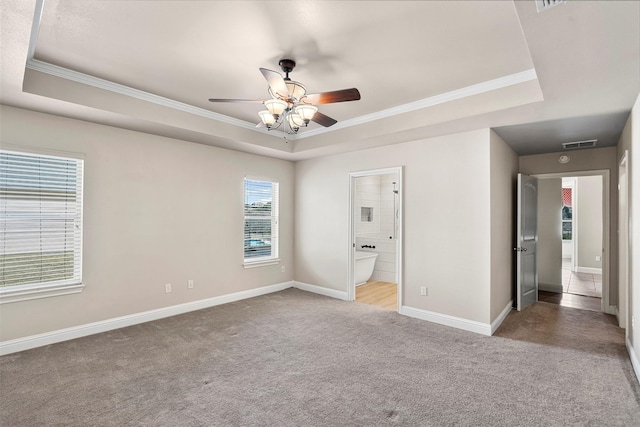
[489,130,518,323]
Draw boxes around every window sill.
[243,259,280,269]
[0,283,84,304]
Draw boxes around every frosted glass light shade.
[295,105,318,124]
[264,99,287,116]
[258,110,276,126]
[288,113,304,129]
[285,81,307,101]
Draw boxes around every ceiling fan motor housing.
[279,59,296,80]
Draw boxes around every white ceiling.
[1,0,638,160]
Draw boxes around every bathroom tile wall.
[379,174,397,239]
[355,175,381,235]
[355,173,398,283]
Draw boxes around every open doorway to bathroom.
[348,167,403,312]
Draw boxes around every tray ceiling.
[1,1,638,159]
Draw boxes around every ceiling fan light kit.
[209,58,361,139]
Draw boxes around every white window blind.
[244,179,279,264]
[0,150,84,300]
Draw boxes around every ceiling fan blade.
[311,111,338,127]
[259,68,289,98]
[208,98,264,103]
[303,88,361,105]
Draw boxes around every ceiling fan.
[208,59,361,135]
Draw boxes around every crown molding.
[296,68,538,139]
[25,58,264,133]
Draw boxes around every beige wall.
[0,106,295,341]
[537,178,562,291]
[619,92,639,366]
[632,94,640,366]
[295,129,495,324]
[632,94,640,380]
[519,147,618,304]
[489,131,518,321]
[576,176,603,270]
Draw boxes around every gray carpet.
[1,288,639,426]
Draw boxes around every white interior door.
[516,173,538,311]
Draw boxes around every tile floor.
[562,258,602,298]
[541,258,603,312]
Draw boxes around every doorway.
[534,171,610,313]
[559,176,603,309]
[348,167,403,312]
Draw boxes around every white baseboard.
[626,338,640,385]
[399,305,492,336]
[539,283,563,293]
[293,281,349,301]
[576,266,602,275]
[0,281,294,356]
[294,282,506,337]
[491,300,514,335]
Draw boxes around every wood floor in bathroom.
[356,281,397,311]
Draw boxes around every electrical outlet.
[281,266,286,273]
[187,280,194,289]
[595,255,601,262]
[420,286,427,296]
[165,283,172,293]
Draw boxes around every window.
[0,149,84,302]
[561,187,572,240]
[243,179,279,266]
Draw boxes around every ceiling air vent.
[561,139,597,150]
[536,0,567,13]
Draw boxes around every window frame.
[242,178,279,268]
[561,185,573,241]
[0,146,85,304]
